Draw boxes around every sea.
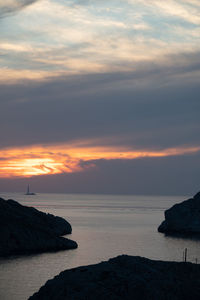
[0,192,200,300]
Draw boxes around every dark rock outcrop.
[158,192,200,235]
[29,255,200,300]
[0,197,77,256]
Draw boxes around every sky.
[0,0,200,195]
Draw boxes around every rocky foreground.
[158,192,200,235]
[29,255,200,300]
[0,198,77,256]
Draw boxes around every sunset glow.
[0,0,199,195]
[1,143,200,178]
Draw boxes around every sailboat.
[25,184,36,195]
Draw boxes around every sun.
[0,142,200,178]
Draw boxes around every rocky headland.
[158,192,200,235]
[29,255,200,300]
[0,197,77,256]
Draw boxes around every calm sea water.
[0,192,200,300]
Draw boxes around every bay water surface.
[0,192,200,300]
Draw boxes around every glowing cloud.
[0,0,38,17]
[0,142,200,178]
[1,0,200,82]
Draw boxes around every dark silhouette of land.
[158,191,200,235]
[29,255,200,300]
[0,198,77,256]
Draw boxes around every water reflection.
[0,193,199,300]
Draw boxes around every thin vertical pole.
[184,248,187,262]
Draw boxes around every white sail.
[25,184,36,195]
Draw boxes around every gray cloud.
[0,51,200,151]
[0,0,38,18]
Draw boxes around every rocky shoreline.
[0,197,77,257]
[29,255,200,300]
[158,192,200,235]
[2,192,200,299]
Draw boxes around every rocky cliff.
[29,255,200,300]
[158,192,200,235]
[0,198,77,256]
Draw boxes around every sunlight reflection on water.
[1,193,199,300]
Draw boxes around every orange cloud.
[0,143,200,178]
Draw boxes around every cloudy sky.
[0,0,200,195]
